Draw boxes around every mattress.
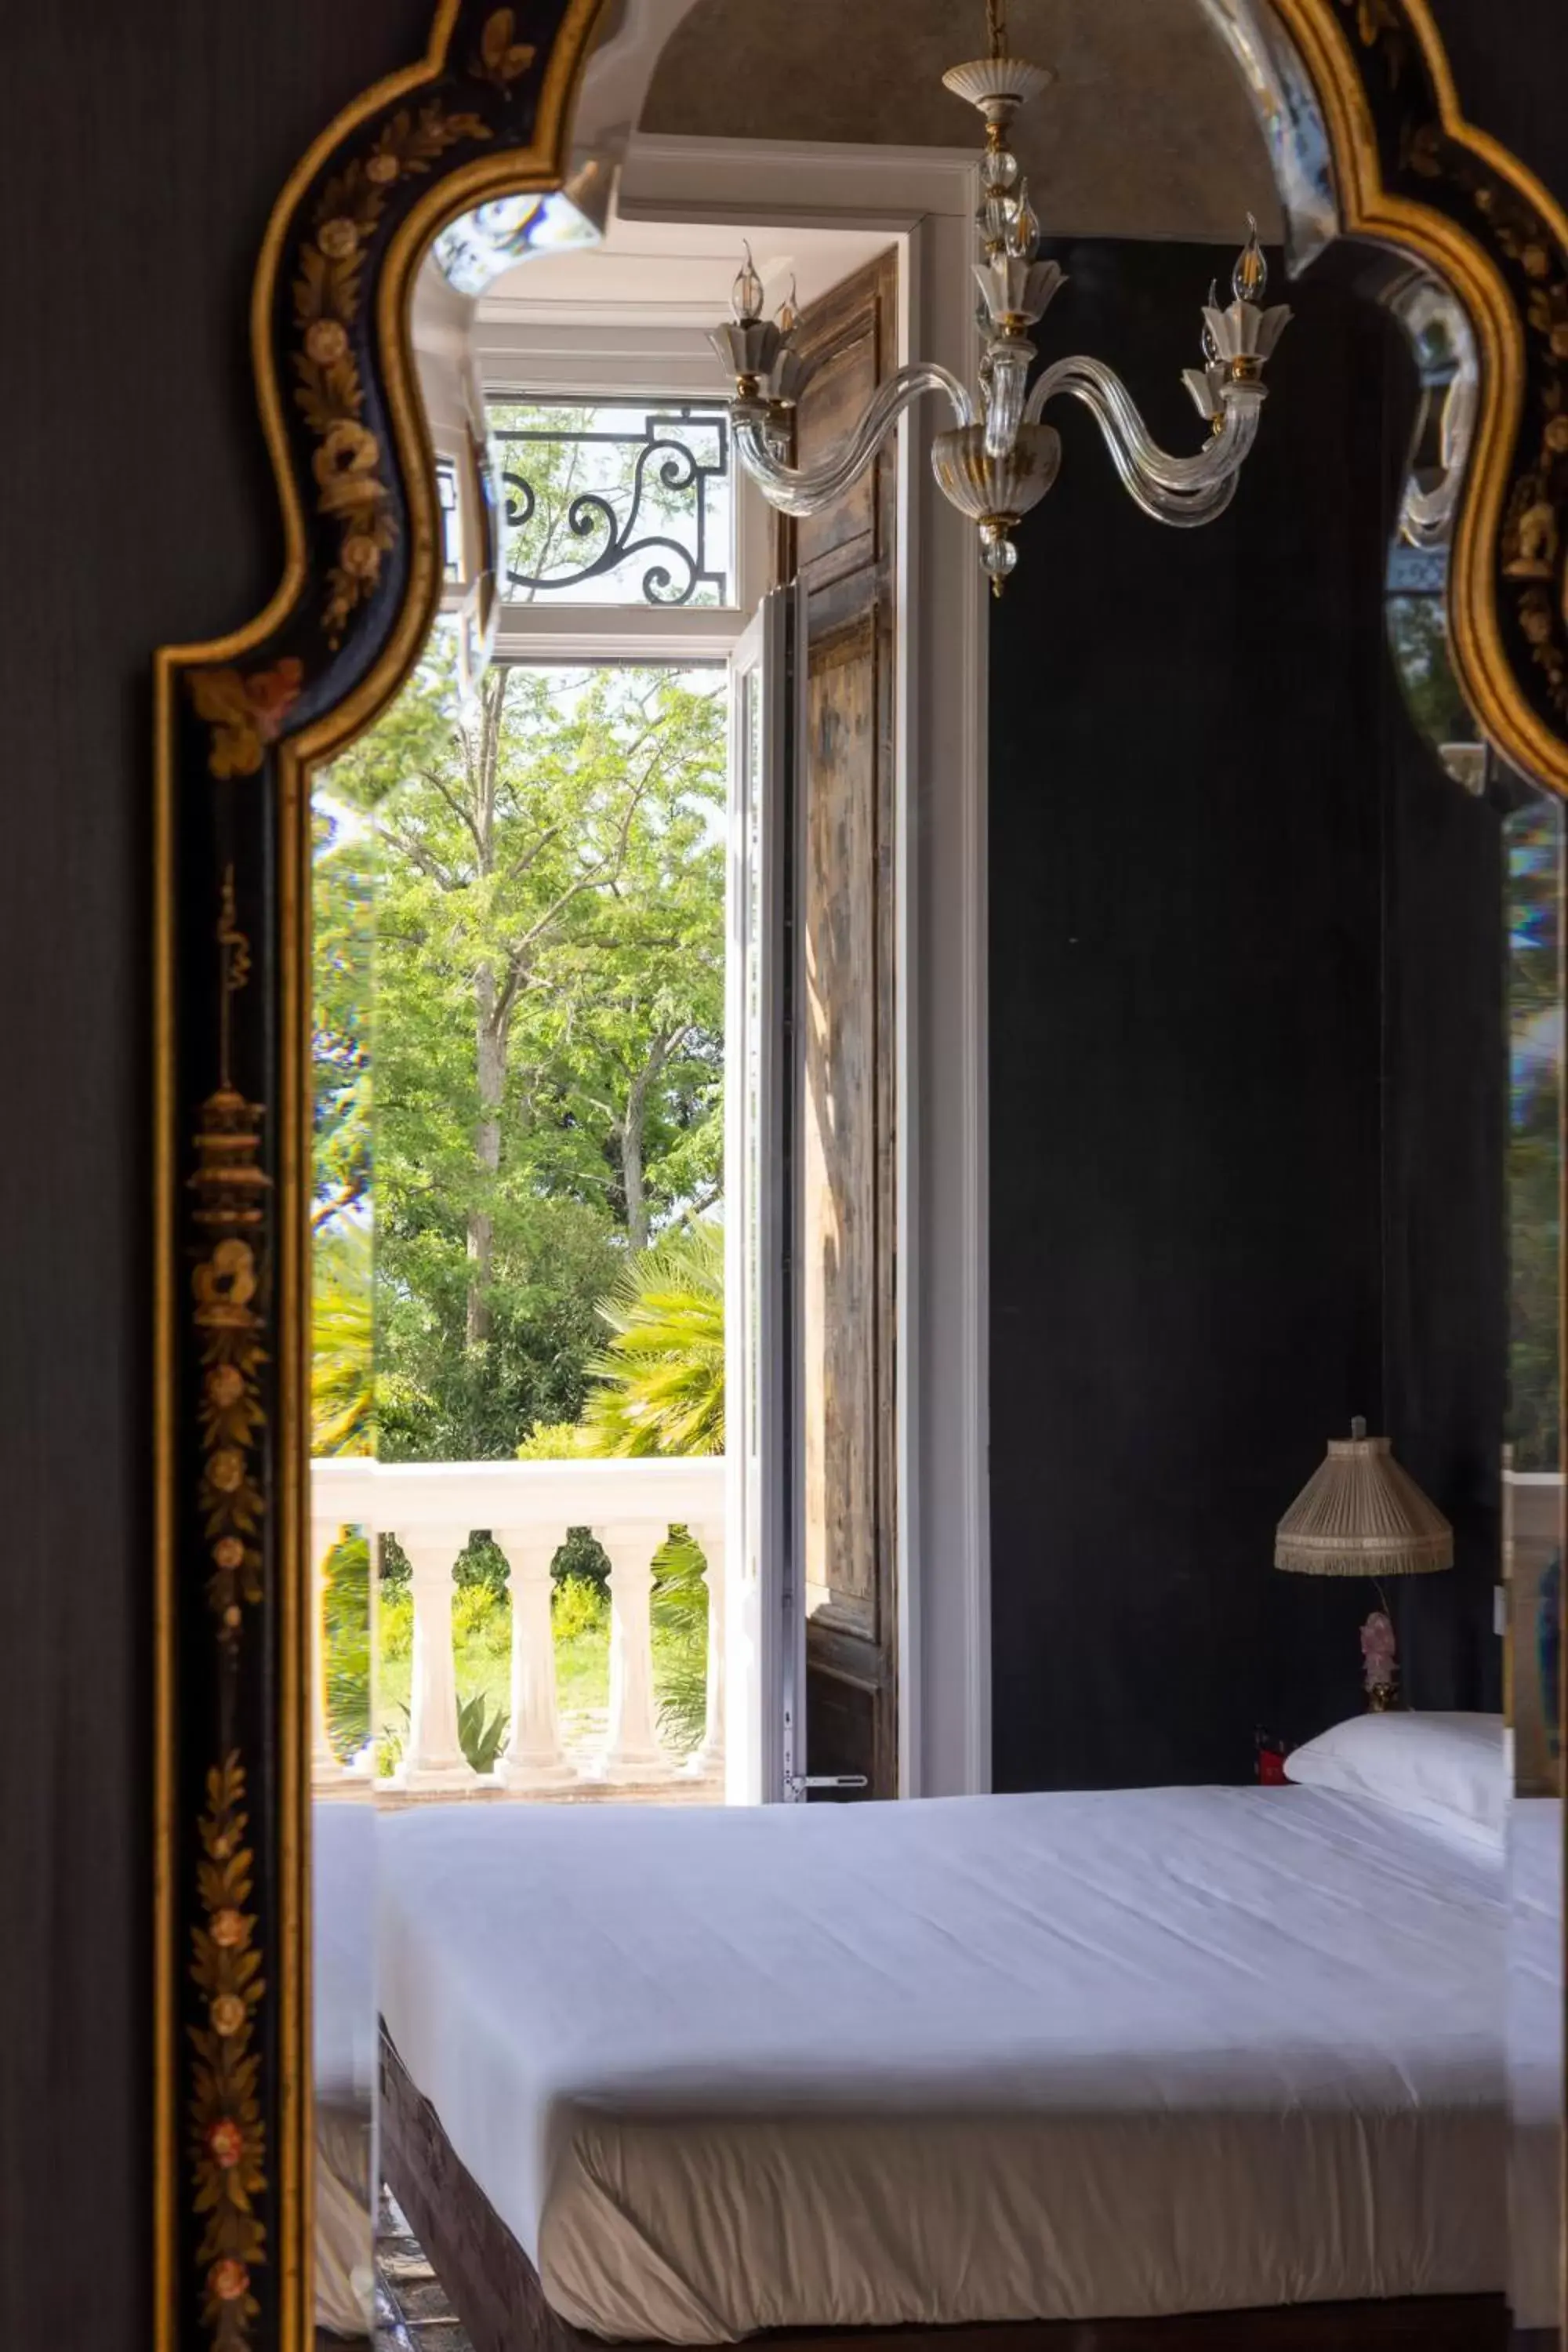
[1508,1796,1563,2332]
[376,1784,1508,2343]
[313,1799,375,2339]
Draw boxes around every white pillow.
[1284,1710,1505,1842]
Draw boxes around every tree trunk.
[466,670,507,1349]
[468,962,506,1345]
[619,1036,673,1253]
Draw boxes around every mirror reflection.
[302,5,1565,2348]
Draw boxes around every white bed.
[376,1784,1509,2343]
[1509,1795,1563,2333]
[313,1798,376,2339]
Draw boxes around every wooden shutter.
[783,250,900,1800]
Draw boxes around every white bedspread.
[313,1800,375,2338]
[1509,1796,1563,2330]
[376,1786,1507,2342]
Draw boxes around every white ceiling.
[478,208,898,328]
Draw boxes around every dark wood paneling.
[0,5,430,2345]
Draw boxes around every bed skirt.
[378,2031,1509,2352]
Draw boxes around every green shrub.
[455,1533,510,1598]
[381,1588,413,1662]
[517,1421,593,1459]
[380,1533,411,1592]
[553,1570,608,1642]
[452,1583,505,1650]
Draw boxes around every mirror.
[285,5,1566,2348]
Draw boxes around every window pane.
[434,456,461,583]
[488,398,735,608]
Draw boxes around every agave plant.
[457,1691,510,1775]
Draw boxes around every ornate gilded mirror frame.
[152,2,1568,2345]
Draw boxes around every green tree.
[318,630,725,1461]
[1385,592,1472,752]
[311,804,374,1236]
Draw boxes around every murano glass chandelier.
[709,0,1292,591]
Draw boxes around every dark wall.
[1381,691,1508,1715]
[988,236,1505,1793]
[0,6,432,2345]
[1428,0,1568,216]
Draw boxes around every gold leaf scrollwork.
[476,8,538,88]
[188,659,305,782]
[190,1753,267,2350]
[1332,0,1406,84]
[1363,6,1568,719]
[292,100,492,647]
[191,870,270,1647]
[1412,140,1568,717]
[194,1238,267,1645]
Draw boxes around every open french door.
[728,582,876,1805]
[726,587,800,1803]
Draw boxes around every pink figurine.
[1359,1609,1398,1708]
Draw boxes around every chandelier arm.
[733,362,976,518]
[1025,354,1263,499]
[1118,465,1242,531]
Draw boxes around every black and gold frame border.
[151,2,1568,2350]
[1272,0,1568,792]
[152,5,604,2349]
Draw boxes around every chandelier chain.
[985,0,1007,59]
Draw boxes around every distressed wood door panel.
[794,317,884,590]
[789,249,899,1799]
[802,614,880,1642]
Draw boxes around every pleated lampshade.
[1274,1417,1454,1578]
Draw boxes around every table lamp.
[1274,1416,1454,1709]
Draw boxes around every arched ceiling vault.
[638,0,1283,244]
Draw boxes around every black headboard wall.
[988,238,1505,1793]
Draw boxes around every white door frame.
[459,133,992,1797]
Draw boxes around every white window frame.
[458,134,992,1798]
[476,358,770,659]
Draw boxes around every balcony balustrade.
[310,1457,727,1796]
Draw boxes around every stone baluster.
[688,1519,726,1777]
[310,1516,347,1782]
[594,1520,673,1780]
[397,1526,477,1791]
[492,1526,574,1788]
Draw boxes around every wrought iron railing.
[489,400,733,607]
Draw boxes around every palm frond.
[582,1220,724,1458]
[312,1222,374,1456]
